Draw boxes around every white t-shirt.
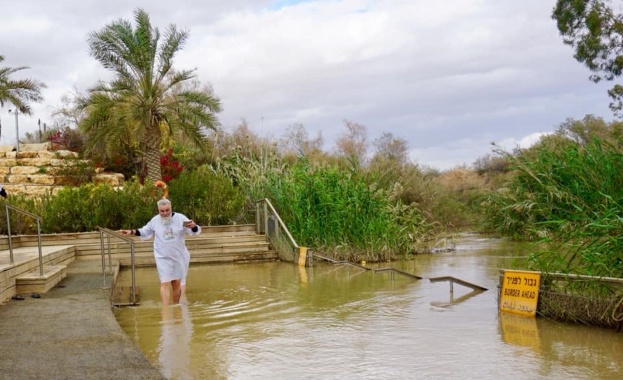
[137,212,201,283]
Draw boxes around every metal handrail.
[544,272,623,285]
[5,204,44,277]
[255,198,300,263]
[312,252,424,281]
[98,227,138,305]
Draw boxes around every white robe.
[137,212,201,284]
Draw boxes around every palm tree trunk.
[143,126,162,183]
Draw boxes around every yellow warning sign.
[499,270,541,317]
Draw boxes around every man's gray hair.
[157,198,171,207]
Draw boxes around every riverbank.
[0,260,164,380]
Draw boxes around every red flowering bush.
[160,148,184,182]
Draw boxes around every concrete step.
[16,265,67,294]
[0,245,75,304]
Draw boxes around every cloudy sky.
[0,0,615,170]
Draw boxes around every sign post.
[499,270,541,317]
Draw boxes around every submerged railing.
[4,204,44,277]
[255,198,302,264]
[313,252,423,281]
[98,227,138,306]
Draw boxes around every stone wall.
[0,142,124,197]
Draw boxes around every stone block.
[54,176,80,186]
[10,166,41,175]
[3,184,26,193]
[49,158,86,167]
[37,151,57,159]
[7,175,30,184]
[16,158,51,167]
[23,186,56,197]
[0,159,17,167]
[93,173,125,186]
[53,150,79,158]
[19,142,51,152]
[30,174,56,185]
[15,151,39,159]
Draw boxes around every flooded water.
[113,233,623,379]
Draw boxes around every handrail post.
[255,202,260,234]
[4,203,43,275]
[130,244,136,305]
[5,204,13,264]
[36,219,43,277]
[254,198,300,263]
[107,235,112,276]
[263,201,268,238]
[100,230,107,288]
[97,227,138,306]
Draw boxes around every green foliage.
[259,160,434,261]
[54,157,96,186]
[168,166,245,225]
[39,182,154,233]
[0,174,245,234]
[553,0,623,115]
[47,127,85,152]
[0,55,46,114]
[481,128,623,277]
[0,182,158,234]
[80,8,221,183]
[0,195,44,235]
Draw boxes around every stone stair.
[0,245,75,302]
[0,142,124,197]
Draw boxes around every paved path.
[0,261,165,380]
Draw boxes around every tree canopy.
[80,8,221,182]
[0,55,46,114]
[553,0,623,115]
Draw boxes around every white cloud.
[0,0,616,169]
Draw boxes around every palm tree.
[80,8,221,183]
[0,55,46,114]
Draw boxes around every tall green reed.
[483,137,623,278]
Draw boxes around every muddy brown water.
[113,233,623,379]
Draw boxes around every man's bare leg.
[171,279,182,304]
[161,282,172,306]
[180,283,187,301]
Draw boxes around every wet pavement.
[0,260,164,380]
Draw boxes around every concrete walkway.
[0,260,165,380]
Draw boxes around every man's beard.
[160,215,172,225]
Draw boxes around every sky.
[0,0,616,170]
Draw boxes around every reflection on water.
[159,303,193,380]
[114,233,623,379]
[499,311,541,352]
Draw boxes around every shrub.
[261,160,434,261]
[40,181,155,233]
[168,166,246,225]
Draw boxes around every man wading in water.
[120,198,201,305]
